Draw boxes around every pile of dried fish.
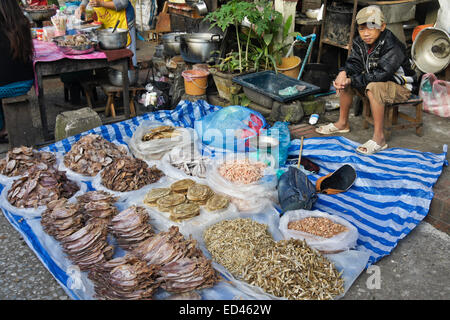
[203,218,274,278]
[41,198,84,241]
[166,147,209,179]
[63,134,128,177]
[288,217,348,238]
[242,239,345,300]
[133,226,219,293]
[109,206,154,250]
[76,191,118,224]
[142,126,180,141]
[7,166,80,209]
[60,220,114,271]
[100,156,164,192]
[218,159,266,184]
[0,146,56,177]
[56,34,92,47]
[88,254,161,300]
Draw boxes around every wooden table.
[34,57,130,141]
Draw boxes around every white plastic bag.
[419,73,450,118]
[127,121,196,161]
[279,209,359,253]
[435,0,450,33]
[206,153,278,200]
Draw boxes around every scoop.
[112,19,120,33]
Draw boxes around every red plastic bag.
[419,73,450,118]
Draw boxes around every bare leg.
[359,90,386,152]
[334,86,353,130]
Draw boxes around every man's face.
[357,23,386,46]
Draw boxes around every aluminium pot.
[180,33,222,63]
[162,32,186,57]
[96,28,128,50]
[108,67,139,87]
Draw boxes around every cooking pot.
[193,1,208,15]
[412,27,450,74]
[180,33,222,63]
[96,28,128,50]
[108,67,139,87]
[162,32,186,57]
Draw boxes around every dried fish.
[218,159,266,184]
[0,146,56,177]
[142,126,180,141]
[288,217,348,238]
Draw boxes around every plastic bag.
[206,153,278,200]
[194,106,267,152]
[435,0,450,33]
[259,121,291,168]
[419,73,450,118]
[279,209,359,253]
[127,121,196,161]
[277,166,318,212]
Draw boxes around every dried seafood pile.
[288,217,348,238]
[56,34,92,47]
[133,226,219,293]
[0,146,56,177]
[41,198,84,241]
[203,218,274,278]
[204,219,345,300]
[142,126,180,141]
[143,179,229,222]
[100,157,164,192]
[7,166,79,209]
[166,146,209,179]
[109,206,154,250]
[218,159,266,184]
[242,239,345,300]
[60,221,114,271]
[88,254,161,300]
[63,134,128,177]
[76,191,118,224]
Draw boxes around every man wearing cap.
[316,6,417,155]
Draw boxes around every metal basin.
[96,28,128,50]
[412,27,450,74]
[162,32,186,57]
[180,33,222,63]
[108,67,139,87]
[23,8,57,22]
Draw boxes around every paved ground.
[0,39,449,300]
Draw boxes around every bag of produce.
[279,209,359,253]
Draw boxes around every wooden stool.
[80,80,99,109]
[362,95,423,141]
[100,84,144,118]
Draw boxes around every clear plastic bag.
[206,153,278,200]
[279,209,359,253]
[419,73,450,118]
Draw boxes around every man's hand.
[333,71,351,94]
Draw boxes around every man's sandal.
[315,123,351,135]
[356,139,388,155]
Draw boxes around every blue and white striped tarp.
[0,99,447,298]
[288,137,448,265]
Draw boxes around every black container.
[302,63,332,93]
[323,3,353,46]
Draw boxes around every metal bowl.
[412,27,450,74]
[23,8,57,22]
[53,35,96,55]
[96,28,128,50]
[108,67,139,87]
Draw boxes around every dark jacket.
[343,29,417,91]
[0,30,34,87]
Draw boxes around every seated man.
[316,5,417,155]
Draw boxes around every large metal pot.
[180,33,222,63]
[96,28,128,50]
[108,67,139,87]
[412,27,450,74]
[162,32,186,57]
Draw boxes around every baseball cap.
[356,5,385,27]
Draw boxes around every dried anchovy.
[100,156,164,192]
[203,218,274,278]
[218,159,266,184]
[0,146,56,177]
[242,239,345,300]
[288,217,348,238]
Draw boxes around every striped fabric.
[0,99,447,299]
[288,137,447,265]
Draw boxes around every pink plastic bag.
[419,73,450,118]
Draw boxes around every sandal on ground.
[356,139,388,155]
[315,123,351,135]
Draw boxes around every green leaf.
[263,33,273,46]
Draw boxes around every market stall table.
[33,39,131,141]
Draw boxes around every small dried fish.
[142,126,180,141]
[218,159,266,184]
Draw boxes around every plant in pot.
[204,0,260,101]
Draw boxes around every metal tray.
[53,35,96,55]
[232,70,320,103]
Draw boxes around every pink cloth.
[32,40,107,94]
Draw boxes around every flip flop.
[356,139,388,155]
[315,123,351,135]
